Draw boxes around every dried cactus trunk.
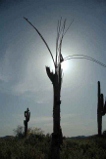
[52,75,61,159]
[46,67,62,159]
[24,17,68,159]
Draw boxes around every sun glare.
[47,56,74,73]
[61,61,70,71]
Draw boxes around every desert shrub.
[29,127,44,135]
[60,137,106,159]
[103,130,106,137]
[13,125,24,138]
[2,128,106,159]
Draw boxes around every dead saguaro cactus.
[97,81,106,136]
[24,108,30,137]
[24,17,70,159]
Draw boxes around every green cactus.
[97,81,106,136]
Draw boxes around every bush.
[103,130,106,137]
[13,125,24,138]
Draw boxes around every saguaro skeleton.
[24,17,71,159]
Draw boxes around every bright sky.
[0,0,106,137]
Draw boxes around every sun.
[61,61,69,71]
[47,56,74,73]
[61,59,75,72]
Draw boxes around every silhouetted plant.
[29,127,44,135]
[13,125,24,138]
[103,130,106,137]
[24,108,31,137]
[97,81,106,136]
[24,17,70,159]
[24,17,106,159]
[2,128,106,159]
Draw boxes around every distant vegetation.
[0,126,106,159]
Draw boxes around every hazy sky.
[0,0,106,137]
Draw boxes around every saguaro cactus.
[24,17,68,159]
[46,65,63,159]
[97,81,106,136]
[24,108,30,137]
